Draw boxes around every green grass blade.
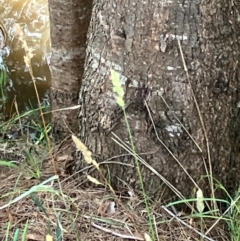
[30,193,48,217]
[0,175,59,210]
[4,222,11,241]
[0,160,18,168]
[21,220,29,241]
[56,214,63,241]
[13,228,20,241]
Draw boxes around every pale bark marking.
[166,124,182,138]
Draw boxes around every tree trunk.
[72,0,240,201]
[48,0,92,138]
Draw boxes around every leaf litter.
[0,136,230,241]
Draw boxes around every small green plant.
[0,104,50,139]
[22,148,42,179]
[224,188,240,241]
[2,176,58,241]
[0,62,8,103]
[0,175,58,210]
[17,220,28,241]
[4,220,28,241]
[165,183,240,241]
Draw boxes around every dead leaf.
[26,233,44,241]
[97,201,109,216]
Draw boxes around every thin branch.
[91,221,144,240]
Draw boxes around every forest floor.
[0,133,231,241]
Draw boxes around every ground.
[0,134,231,241]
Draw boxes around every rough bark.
[72,0,240,201]
[48,0,92,138]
